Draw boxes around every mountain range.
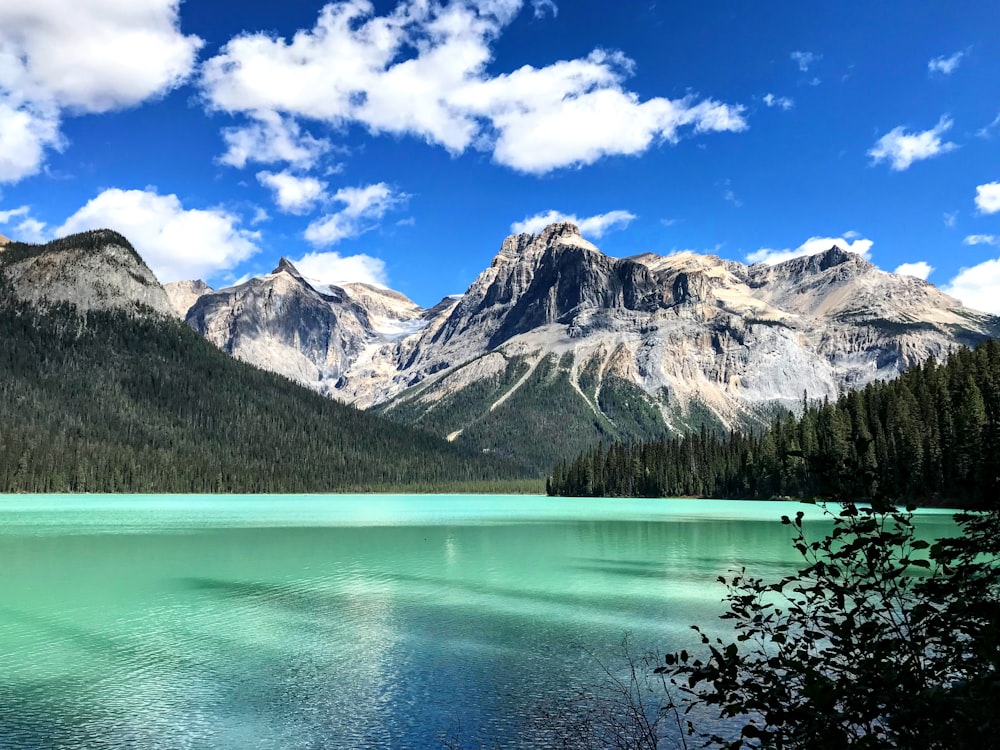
[2,224,996,476]
[159,222,998,471]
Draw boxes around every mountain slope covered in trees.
[0,235,531,493]
[549,341,1000,508]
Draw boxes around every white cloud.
[511,209,636,238]
[944,211,958,228]
[0,0,202,182]
[0,206,31,224]
[304,183,405,246]
[0,205,48,242]
[975,182,1000,214]
[944,259,1000,314]
[200,1,747,174]
[56,188,260,283]
[790,51,820,72]
[893,261,933,280]
[747,235,874,266]
[762,93,793,110]
[256,170,327,214]
[965,234,998,246]
[868,116,957,171]
[0,99,63,182]
[218,111,332,170]
[928,51,964,75]
[289,250,388,287]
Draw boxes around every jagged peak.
[272,257,304,278]
[537,221,581,242]
[767,246,872,275]
[0,232,10,246]
[494,222,599,266]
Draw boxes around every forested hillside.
[549,341,1000,508]
[0,277,529,493]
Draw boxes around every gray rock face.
[164,279,213,319]
[0,229,173,317]
[173,223,999,437]
[184,259,392,396]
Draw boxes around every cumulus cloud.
[762,93,793,110]
[304,183,405,246]
[0,0,202,182]
[975,182,1000,214]
[56,188,259,282]
[747,235,874,266]
[944,259,1000,314]
[928,51,964,75]
[511,209,636,238]
[256,170,327,214]
[218,111,332,170]
[893,261,933,280]
[790,51,820,72]
[199,1,746,174]
[0,99,63,182]
[965,234,998,246]
[290,250,388,287]
[868,116,957,171]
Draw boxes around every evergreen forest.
[548,341,1000,508]
[0,273,531,493]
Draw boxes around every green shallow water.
[0,495,958,749]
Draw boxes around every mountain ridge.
[8,225,997,474]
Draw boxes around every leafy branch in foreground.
[657,504,1000,749]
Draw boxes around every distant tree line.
[548,341,1000,508]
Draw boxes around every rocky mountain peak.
[493,222,599,268]
[0,229,172,317]
[769,246,871,276]
[0,233,10,246]
[272,257,305,279]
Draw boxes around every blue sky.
[2,0,1000,311]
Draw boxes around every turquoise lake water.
[0,495,958,749]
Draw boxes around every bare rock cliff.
[0,229,173,317]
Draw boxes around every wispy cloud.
[762,93,794,110]
[965,234,998,246]
[928,50,965,75]
[943,211,958,228]
[531,0,557,18]
[868,116,957,171]
[977,113,1000,139]
[719,179,742,208]
[305,183,406,246]
[790,51,820,72]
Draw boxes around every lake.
[0,495,958,749]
